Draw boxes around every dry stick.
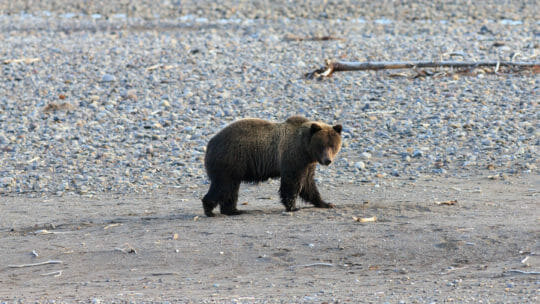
[40,270,63,277]
[150,272,179,276]
[290,263,334,268]
[8,260,63,268]
[305,59,540,79]
[284,35,343,42]
[504,270,540,276]
[3,58,40,64]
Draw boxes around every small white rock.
[0,177,15,186]
[355,161,366,170]
[101,74,116,82]
[360,152,372,159]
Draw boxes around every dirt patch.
[1,175,538,302]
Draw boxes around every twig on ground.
[504,270,540,276]
[352,216,377,223]
[435,200,458,206]
[442,51,468,59]
[284,34,343,42]
[150,272,179,276]
[306,59,540,79]
[40,270,62,277]
[8,260,63,268]
[104,223,122,230]
[440,265,469,274]
[3,58,40,64]
[33,229,72,235]
[361,110,402,116]
[146,64,175,71]
[290,263,334,269]
[115,243,137,254]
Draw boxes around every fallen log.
[305,59,540,79]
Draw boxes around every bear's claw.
[316,202,335,209]
[221,209,244,216]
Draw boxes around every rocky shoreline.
[0,1,538,196]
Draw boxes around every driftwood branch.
[503,270,540,276]
[3,57,40,64]
[8,260,63,268]
[40,270,63,277]
[306,59,540,79]
[290,263,334,269]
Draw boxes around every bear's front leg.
[279,174,302,212]
[300,177,335,208]
[300,171,335,209]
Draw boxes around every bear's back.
[285,116,309,126]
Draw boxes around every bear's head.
[309,123,342,166]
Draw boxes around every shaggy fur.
[202,116,342,217]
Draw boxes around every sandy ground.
[1,175,538,302]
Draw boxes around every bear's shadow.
[203,205,339,218]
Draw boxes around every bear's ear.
[333,124,342,134]
[310,123,322,134]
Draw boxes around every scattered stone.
[43,102,75,112]
[360,152,372,159]
[0,177,15,187]
[412,150,423,158]
[355,161,366,170]
[101,74,116,82]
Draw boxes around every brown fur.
[202,116,342,216]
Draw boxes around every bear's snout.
[318,147,336,166]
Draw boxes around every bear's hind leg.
[219,181,242,216]
[202,183,221,217]
[279,175,301,212]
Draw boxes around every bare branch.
[503,270,540,276]
[40,270,62,277]
[306,59,540,79]
[290,263,334,268]
[8,260,63,268]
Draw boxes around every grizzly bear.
[202,116,342,217]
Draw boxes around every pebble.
[412,150,423,158]
[0,177,15,187]
[101,74,116,82]
[355,161,366,170]
[360,152,372,159]
[0,133,8,144]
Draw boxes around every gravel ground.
[0,1,538,196]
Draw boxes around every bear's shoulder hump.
[285,116,309,125]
